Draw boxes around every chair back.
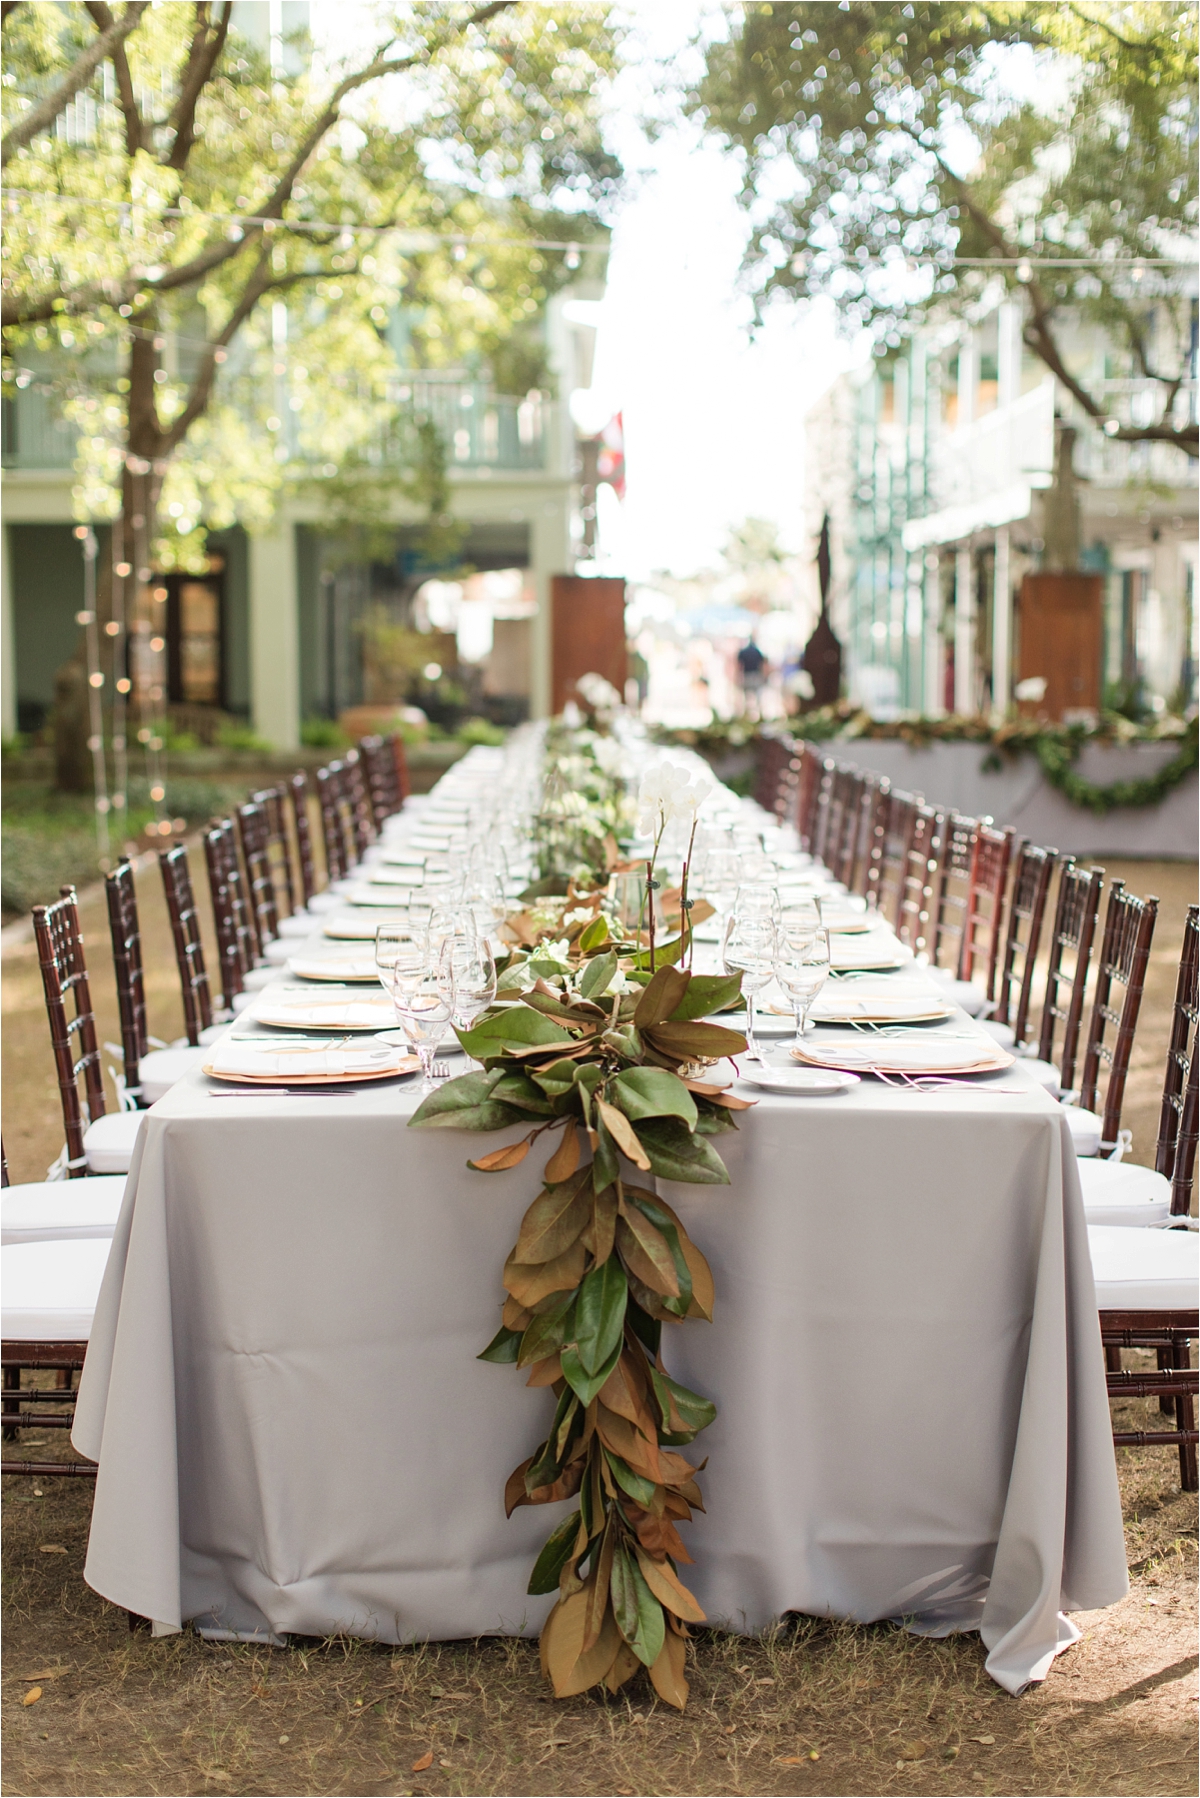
[250,786,297,918]
[1036,859,1104,1090]
[343,748,376,857]
[793,742,823,852]
[203,821,256,1008]
[237,801,280,950]
[825,766,864,886]
[753,733,793,813]
[32,887,107,1177]
[874,790,919,927]
[808,757,838,866]
[315,763,350,883]
[851,775,890,902]
[960,823,1015,994]
[390,732,411,805]
[1154,903,1199,1210]
[1078,882,1158,1154]
[1169,1051,1198,1217]
[290,770,320,904]
[896,804,942,953]
[159,844,215,1042]
[359,736,401,830]
[929,813,978,973]
[992,841,1057,1043]
[104,860,148,1103]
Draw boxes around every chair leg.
[1105,1344,1123,1375]
[1158,1344,1175,1417]
[2,1365,19,1442]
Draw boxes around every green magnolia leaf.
[489,1072,558,1115]
[531,1058,582,1098]
[632,935,686,971]
[650,1368,717,1437]
[591,1113,620,1192]
[409,1069,529,1131]
[577,913,611,953]
[610,1066,698,1127]
[633,964,690,1028]
[603,1447,659,1508]
[667,972,745,1021]
[518,875,570,900]
[527,1511,582,1596]
[625,1296,662,1358]
[610,1542,666,1667]
[644,1020,749,1061]
[573,1257,628,1375]
[514,1168,593,1265]
[496,960,532,993]
[456,1006,573,1060]
[517,1293,576,1367]
[478,1325,522,1364]
[634,1116,731,1185]
[694,1106,737,1136]
[528,1387,579,1489]
[560,1336,622,1407]
[579,948,618,1001]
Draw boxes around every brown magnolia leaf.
[504,1459,534,1517]
[616,1211,680,1299]
[526,1353,562,1388]
[591,1183,617,1265]
[633,964,690,1028]
[502,1295,533,1332]
[21,1670,63,1682]
[523,1461,586,1510]
[503,1238,587,1309]
[37,1544,68,1555]
[595,1099,651,1170]
[581,1528,616,1653]
[633,1547,706,1624]
[648,1624,689,1710]
[638,1193,715,1320]
[514,1168,591,1265]
[540,1588,623,1698]
[706,1090,755,1110]
[632,1509,693,1563]
[595,1404,663,1485]
[468,1136,532,1173]
[22,1688,42,1707]
[544,1120,580,1183]
[604,1639,642,1694]
[411,1750,434,1772]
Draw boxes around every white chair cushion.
[926,970,988,1017]
[242,966,276,991]
[980,1019,1016,1049]
[82,1109,143,1175]
[199,1023,228,1047]
[276,913,314,938]
[138,1046,207,1105]
[2,1176,126,1245]
[263,939,292,964]
[231,991,255,1014]
[1078,1158,1172,1228]
[1,1237,112,1339]
[1063,1104,1103,1157]
[1088,1224,1199,1311]
[305,892,342,913]
[1017,1056,1061,1098]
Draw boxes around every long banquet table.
[73,769,1129,1696]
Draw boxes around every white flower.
[576,671,622,711]
[636,760,714,836]
[591,734,627,777]
[562,907,594,928]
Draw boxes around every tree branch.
[2,4,25,24]
[1,0,149,166]
[84,1,144,155]
[165,1,232,171]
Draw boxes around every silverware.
[431,1060,452,1079]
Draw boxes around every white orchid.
[576,671,622,711]
[591,734,627,778]
[636,760,714,838]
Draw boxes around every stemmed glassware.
[774,924,831,1049]
[438,931,497,1038]
[702,844,741,943]
[375,921,453,1090]
[722,907,777,1067]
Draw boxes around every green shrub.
[215,721,272,752]
[457,716,507,747]
[301,717,349,749]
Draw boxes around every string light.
[72,524,111,866]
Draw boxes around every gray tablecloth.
[74,931,1128,1694]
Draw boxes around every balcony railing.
[1067,379,1197,488]
[1,376,548,475]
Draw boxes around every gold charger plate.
[789,1042,1014,1078]
[203,1056,419,1086]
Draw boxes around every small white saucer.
[738,1067,861,1097]
[374,1029,462,1053]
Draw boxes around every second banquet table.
[73,890,1128,1694]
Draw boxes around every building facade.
[806,294,1198,719]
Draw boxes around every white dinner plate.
[286,956,384,983]
[809,991,955,1025]
[374,1027,462,1053]
[252,997,397,1032]
[324,915,409,939]
[739,1067,861,1097]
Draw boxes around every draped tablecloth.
[73,983,1127,1693]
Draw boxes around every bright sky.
[572,3,868,583]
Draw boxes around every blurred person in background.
[737,634,768,720]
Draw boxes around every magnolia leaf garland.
[410,962,749,1708]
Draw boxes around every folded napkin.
[378,851,426,867]
[252,998,395,1028]
[368,867,426,886]
[209,1041,402,1078]
[795,1035,1007,1072]
[286,957,382,981]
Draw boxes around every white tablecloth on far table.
[73,818,1128,1696]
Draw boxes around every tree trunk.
[1042,422,1080,573]
[52,653,92,791]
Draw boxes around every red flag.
[596,412,625,500]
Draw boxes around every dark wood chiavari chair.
[390,732,411,806]
[807,756,838,866]
[792,742,824,853]
[290,771,321,904]
[1156,905,1200,1210]
[1033,859,1105,1094]
[237,800,281,953]
[359,735,401,831]
[928,813,978,977]
[203,821,257,1010]
[343,748,377,858]
[990,841,1057,1046]
[824,766,865,887]
[753,733,793,813]
[1077,882,1159,1159]
[896,804,942,956]
[315,764,350,884]
[250,786,298,919]
[959,823,1015,998]
[104,860,147,1107]
[873,789,919,926]
[850,775,890,903]
[159,844,216,1042]
[32,888,109,1177]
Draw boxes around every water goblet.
[722,910,777,1067]
[774,928,831,1048]
[393,959,455,1090]
[438,932,497,1046]
[374,920,426,996]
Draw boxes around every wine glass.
[438,932,497,1039]
[702,845,741,943]
[775,927,831,1048]
[374,920,426,995]
[392,954,455,1090]
[722,910,777,1067]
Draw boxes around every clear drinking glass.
[438,932,497,1036]
[374,920,426,995]
[703,846,741,941]
[775,928,831,1047]
[722,910,777,1066]
[392,961,454,1090]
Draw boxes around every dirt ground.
[2,854,1197,1798]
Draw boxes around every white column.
[956,334,977,429]
[996,301,1023,409]
[1,523,15,738]
[923,552,943,715]
[248,522,299,749]
[992,526,1012,716]
[529,501,572,719]
[954,544,974,714]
